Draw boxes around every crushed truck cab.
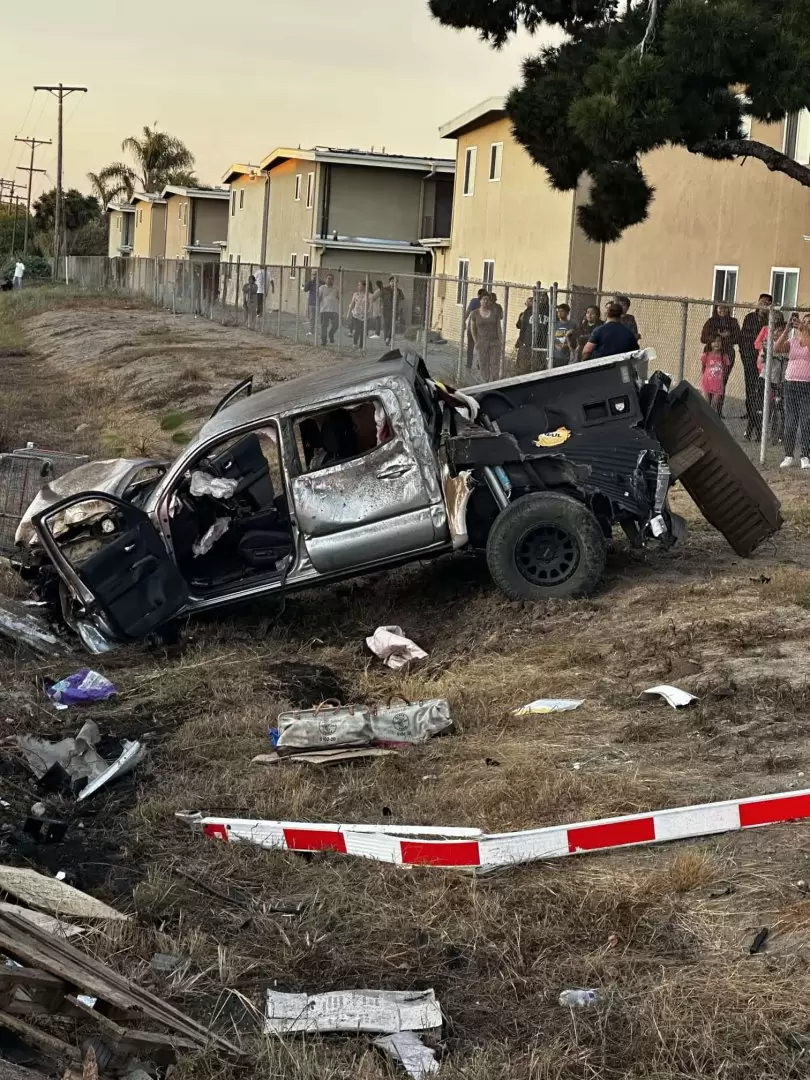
[13,349,782,651]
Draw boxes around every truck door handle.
[376,464,414,480]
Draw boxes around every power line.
[1,90,35,179]
[15,136,50,255]
[34,83,88,277]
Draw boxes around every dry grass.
[2,291,810,1078]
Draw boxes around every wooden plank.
[0,969,65,993]
[66,999,200,1055]
[0,1057,49,1080]
[0,870,127,922]
[0,1010,80,1063]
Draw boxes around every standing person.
[613,295,640,343]
[464,288,488,370]
[303,271,318,336]
[774,313,810,467]
[347,280,370,349]
[700,335,730,413]
[12,260,24,290]
[753,311,788,442]
[582,302,640,359]
[515,296,535,375]
[369,280,384,339]
[469,293,502,381]
[319,272,340,345]
[552,303,576,367]
[573,306,603,363]
[489,291,504,321]
[242,274,258,330]
[254,266,265,318]
[382,276,405,346]
[700,302,741,376]
[741,293,773,438]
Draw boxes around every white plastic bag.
[366,626,428,670]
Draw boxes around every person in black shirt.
[582,302,640,359]
[741,293,773,438]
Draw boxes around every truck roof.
[197,354,418,443]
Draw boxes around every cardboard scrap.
[643,685,698,709]
[0,867,129,921]
[264,988,442,1034]
[375,1031,439,1079]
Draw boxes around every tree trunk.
[692,138,810,187]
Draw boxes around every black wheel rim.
[515,524,580,586]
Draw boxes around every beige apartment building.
[439,97,810,309]
[161,186,229,260]
[106,202,135,257]
[220,164,266,265]
[129,193,167,259]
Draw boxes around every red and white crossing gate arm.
[188,788,810,870]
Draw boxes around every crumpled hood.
[15,458,156,548]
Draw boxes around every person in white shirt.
[12,261,24,290]
[318,273,340,345]
[253,267,265,317]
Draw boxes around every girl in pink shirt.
[699,335,729,413]
[774,313,810,468]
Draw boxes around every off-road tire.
[485,492,606,601]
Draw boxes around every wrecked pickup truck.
[12,349,782,651]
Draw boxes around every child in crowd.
[700,334,729,413]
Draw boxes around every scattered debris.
[253,748,397,767]
[512,699,584,716]
[0,866,129,921]
[750,927,769,954]
[17,721,144,802]
[149,953,191,978]
[750,575,771,584]
[0,904,87,939]
[76,741,146,803]
[0,910,242,1058]
[643,685,698,709]
[264,988,442,1035]
[365,627,428,671]
[46,670,117,710]
[23,816,68,844]
[374,1031,439,1079]
[274,699,452,754]
[559,989,599,1007]
[0,601,69,658]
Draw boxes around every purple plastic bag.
[46,669,117,709]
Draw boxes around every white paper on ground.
[643,685,698,709]
[366,626,428,671]
[0,866,128,920]
[264,988,442,1034]
[374,1031,439,1079]
[513,699,584,716]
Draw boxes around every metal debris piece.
[0,600,69,657]
[264,988,442,1035]
[76,741,146,802]
[17,721,106,782]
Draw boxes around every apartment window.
[482,260,495,288]
[302,253,310,271]
[463,147,477,196]
[239,190,244,209]
[177,204,182,220]
[713,265,738,304]
[231,192,236,216]
[489,142,503,182]
[182,203,188,227]
[116,217,121,232]
[306,172,315,209]
[456,259,469,306]
[771,267,800,309]
[138,208,143,224]
[294,174,302,201]
[228,254,233,264]
[290,253,297,278]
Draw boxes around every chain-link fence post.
[423,274,434,366]
[337,270,344,355]
[276,266,283,337]
[391,278,398,352]
[677,300,688,381]
[532,282,541,372]
[547,283,558,370]
[362,272,369,354]
[760,303,775,466]
[500,283,510,379]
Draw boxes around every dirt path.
[2,294,810,1079]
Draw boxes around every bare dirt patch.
[1,290,810,1078]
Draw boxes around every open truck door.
[655,381,782,555]
[33,492,188,644]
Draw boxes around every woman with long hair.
[774,312,810,468]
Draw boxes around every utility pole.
[15,136,50,256]
[33,84,87,278]
[0,179,15,207]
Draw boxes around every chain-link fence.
[61,255,803,470]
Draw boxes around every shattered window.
[294,400,392,473]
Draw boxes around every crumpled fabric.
[192,517,230,557]
[366,625,428,671]
[189,471,238,500]
[46,669,117,710]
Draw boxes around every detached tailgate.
[655,381,782,556]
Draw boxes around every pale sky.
[0,0,552,202]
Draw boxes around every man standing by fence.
[254,267,265,318]
[319,273,340,346]
[741,293,772,439]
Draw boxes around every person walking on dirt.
[582,302,640,360]
[774,313,810,469]
[242,274,258,330]
[318,273,339,345]
[348,280,370,349]
[12,260,24,290]
[469,293,502,381]
[741,293,772,438]
[465,288,489,370]
[254,267,265,317]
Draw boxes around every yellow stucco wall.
[602,120,810,303]
[265,158,319,268]
[163,195,189,260]
[443,116,576,288]
[222,174,266,265]
[107,210,129,257]
[131,203,152,257]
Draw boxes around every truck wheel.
[485,492,606,601]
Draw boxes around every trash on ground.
[149,952,191,977]
[0,909,242,1059]
[0,600,69,657]
[750,927,769,954]
[76,740,146,802]
[275,699,452,754]
[643,684,698,709]
[253,747,398,767]
[365,626,428,671]
[264,988,442,1034]
[0,866,129,921]
[374,1031,439,1079]
[192,517,229,557]
[0,903,87,939]
[46,670,117,709]
[559,989,599,1007]
[512,699,584,716]
[188,470,238,500]
[17,720,144,802]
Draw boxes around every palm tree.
[97,126,198,196]
[87,170,129,207]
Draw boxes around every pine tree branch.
[691,138,810,187]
